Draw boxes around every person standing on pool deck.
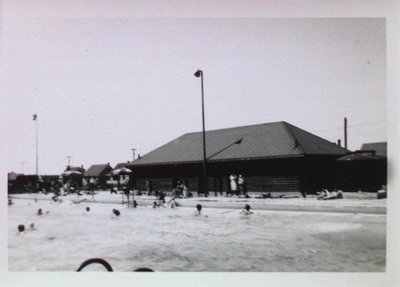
[230,174,239,196]
[238,175,245,196]
[145,179,153,196]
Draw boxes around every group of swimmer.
[37,208,50,215]
[16,208,46,234]
[194,203,252,216]
[16,196,256,233]
[17,223,36,233]
[114,202,253,217]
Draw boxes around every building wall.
[335,159,387,192]
[129,156,338,194]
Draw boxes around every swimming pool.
[8,198,386,272]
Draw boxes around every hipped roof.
[360,142,387,157]
[84,164,112,177]
[114,162,131,170]
[129,121,348,167]
[63,166,85,173]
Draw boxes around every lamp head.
[235,138,243,144]
[194,70,202,78]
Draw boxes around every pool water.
[8,198,386,272]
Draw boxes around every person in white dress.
[229,174,239,196]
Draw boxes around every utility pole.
[66,156,72,168]
[131,148,137,161]
[344,117,348,149]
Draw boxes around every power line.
[312,120,386,133]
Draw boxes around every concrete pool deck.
[9,192,386,214]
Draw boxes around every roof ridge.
[281,122,306,155]
[284,122,349,153]
[183,121,285,135]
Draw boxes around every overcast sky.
[6,17,386,174]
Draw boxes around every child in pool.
[241,204,253,215]
[194,204,202,216]
[194,204,208,217]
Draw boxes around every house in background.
[360,142,387,157]
[361,142,387,191]
[8,172,23,193]
[8,172,22,182]
[127,121,349,195]
[336,142,387,192]
[111,162,133,188]
[62,165,86,188]
[63,165,86,174]
[8,173,60,194]
[84,163,113,190]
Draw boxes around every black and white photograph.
[2,1,399,287]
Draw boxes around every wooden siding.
[245,176,300,192]
[148,178,173,191]
[133,175,300,193]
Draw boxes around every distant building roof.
[84,164,112,177]
[360,142,387,157]
[114,162,131,170]
[8,172,22,181]
[63,166,85,174]
[129,121,348,166]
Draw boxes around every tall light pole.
[206,138,243,161]
[32,114,38,175]
[194,69,208,197]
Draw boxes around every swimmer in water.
[194,204,207,217]
[18,224,25,233]
[241,204,253,215]
[37,208,43,215]
[86,207,90,212]
[112,209,120,216]
[195,204,202,216]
